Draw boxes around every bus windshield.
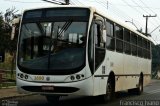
[18,8,89,75]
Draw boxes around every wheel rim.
[139,81,143,92]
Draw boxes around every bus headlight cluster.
[17,73,29,80]
[70,74,85,81]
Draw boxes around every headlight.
[66,74,85,82]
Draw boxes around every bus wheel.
[45,95,60,105]
[102,80,115,103]
[128,76,143,95]
[136,76,143,95]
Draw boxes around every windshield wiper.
[57,20,73,38]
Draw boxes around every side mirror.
[102,30,106,43]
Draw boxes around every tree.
[4,8,20,78]
[0,12,11,54]
[152,44,160,78]
[0,8,20,78]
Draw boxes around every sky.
[0,0,160,44]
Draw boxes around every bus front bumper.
[16,77,93,96]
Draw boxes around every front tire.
[101,79,115,103]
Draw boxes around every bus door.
[93,14,106,94]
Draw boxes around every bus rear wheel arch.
[128,73,143,95]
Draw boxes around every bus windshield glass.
[18,8,90,75]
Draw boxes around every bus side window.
[115,25,123,53]
[124,29,131,54]
[106,21,115,51]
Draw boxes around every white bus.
[15,6,151,103]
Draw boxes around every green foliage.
[0,53,14,70]
[0,12,13,52]
[0,11,17,72]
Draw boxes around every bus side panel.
[107,51,124,91]
[122,55,139,90]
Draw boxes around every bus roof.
[23,5,151,41]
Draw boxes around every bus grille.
[21,86,79,93]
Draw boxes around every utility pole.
[125,19,139,31]
[143,14,157,36]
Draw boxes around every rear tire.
[136,76,143,95]
[128,76,143,95]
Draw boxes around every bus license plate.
[42,86,54,91]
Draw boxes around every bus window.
[147,41,151,50]
[106,36,115,51]
[106,21,114,37]
[147,41,151,59]
[138,36,142,57]
[124,42,131,54]
[138,36,142,47]
[106,21,115,51]
[131,33,137,56]
[131,33,137,45]
[142,39,147,49]
[131,45,137,56]
[124,29,130,42]
[142,39,148,58]
[115,25,123,53]
[124,29,131,55]
[116,39,123,53]
[115,25,123,40]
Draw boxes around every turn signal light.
[25,75,28,79]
